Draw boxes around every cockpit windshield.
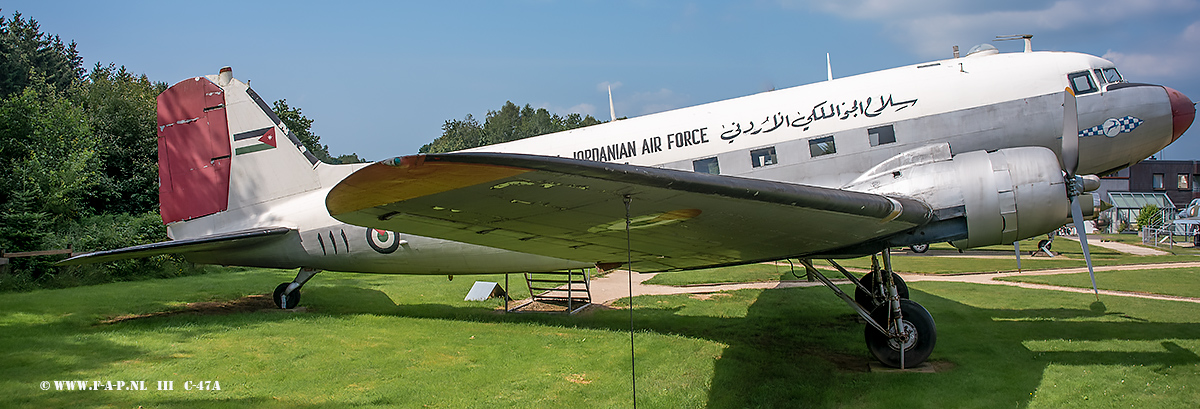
[1093,67,1123,85]
[1070,67,1124,95]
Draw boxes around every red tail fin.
[157,77,232,224]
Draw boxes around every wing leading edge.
[327,153,932,272]
[57,227,294,266]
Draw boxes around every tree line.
[420,101,602,153]
[0,11,602,291]
[0,11,360,290]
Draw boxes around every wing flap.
[328,153,931,271]
[57,227,293,266]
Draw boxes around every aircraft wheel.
[909,243,929,253]
[1038,239,1052,251]
[854,272,908,308]
[273,283,300,309]
[865,299,936,368]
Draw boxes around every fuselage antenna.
[826,53,833,81]
[996,34,1034,53]
[608,85,617,122]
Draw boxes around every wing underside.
[327,153,932,272]
[57,227,294,265]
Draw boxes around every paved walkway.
[582,261,1200,305]
[1057,235,1171,256]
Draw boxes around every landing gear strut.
[854,255,909,308]
[800,250,937,369]
[273,267,320,309]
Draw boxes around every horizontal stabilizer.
[57,227,293,266]
[327,153,932,271]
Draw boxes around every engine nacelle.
[845,144,1069,249]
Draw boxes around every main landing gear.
[800,250,936,369]
[272,267,321,309]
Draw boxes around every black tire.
[854,272,909,308]
[909,243,929,253]
[273,282,300,309]
[864,299,937,368]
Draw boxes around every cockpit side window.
[1068,71,1098,95]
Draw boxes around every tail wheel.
[864,299,936,368]
[909,243,929,253]
[854,272,909,308]
[272,283,300,309]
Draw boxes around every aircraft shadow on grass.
[11,283,1197,408]
[321,284,1200,408]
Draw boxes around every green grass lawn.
[3,266,1200,408]
[644,262,803,286]
[998,267,1200,298]
[648,236,1199,286]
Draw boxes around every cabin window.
[1179,174,1191,190]
[1152,173,1164,190]
[1068,71,1098,95]
[750,147,778,167]
[868,125,896,146]
[693,157,720,174]
[808,136,837,157]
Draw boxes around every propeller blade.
[1062,87,1079,176]
[1014,241,1022,273]
[1070,196,1099,300]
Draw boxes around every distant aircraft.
[1175,198,1200,245]
[63,41,1194,368]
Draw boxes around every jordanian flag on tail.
[233,127,278,155]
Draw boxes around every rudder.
[157,67,323,225]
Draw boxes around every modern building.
[1093,159,1199,233]
[1099,159,1199,208]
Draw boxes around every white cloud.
[1103,20,1200,79]
[1184,20,1200,42]
[620,88,691,117]
[596,81,623,93]
[789,0,1200,58]
[536,81,686,122]
[536,102,598,117]
[567,103,597,116]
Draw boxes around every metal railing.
[1142,222,1199,248]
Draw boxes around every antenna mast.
[608,85,617,122]
[826,53,833,81]
[995,34,1034,53]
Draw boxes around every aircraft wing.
[57,227,293,265]
[327,153,932,272]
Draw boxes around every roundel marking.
[366,228,401,254]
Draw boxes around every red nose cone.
[1166,86,1195,143]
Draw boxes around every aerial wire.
[623,194,637,408]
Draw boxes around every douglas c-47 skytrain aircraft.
[62,41,1195,368]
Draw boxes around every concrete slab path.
[582,261,1200,305]
[1058,235,1170,255]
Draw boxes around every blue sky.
[7,1,1200,160]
